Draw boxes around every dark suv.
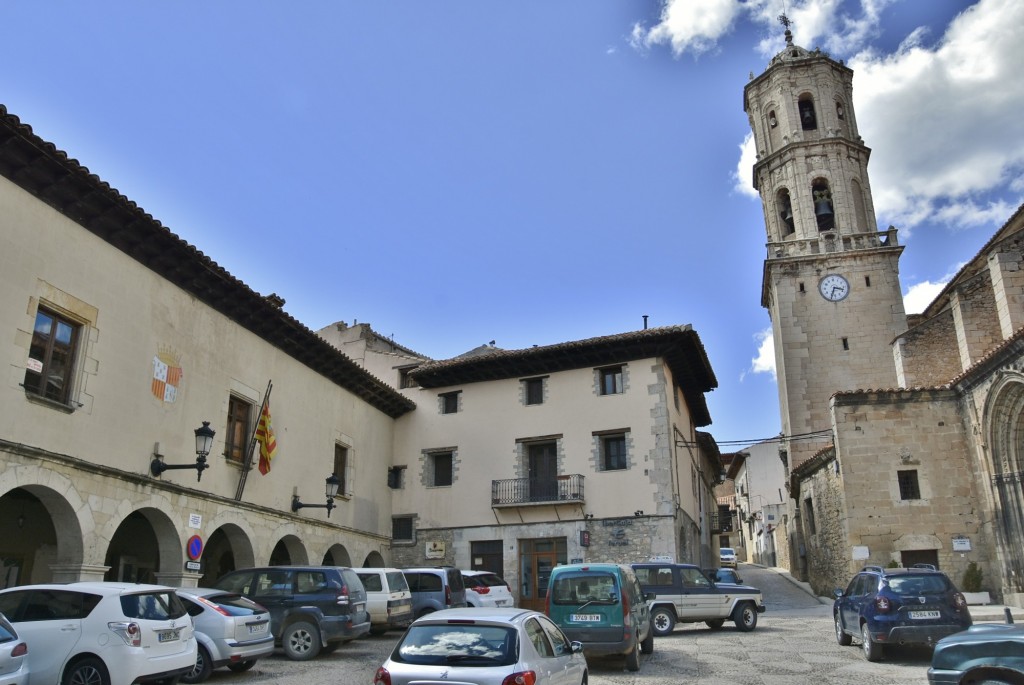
[214,566,370,661]
[833,564,972,661]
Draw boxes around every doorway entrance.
[901,549,940,569]
[518,537,566,611]
[528,442,558,502]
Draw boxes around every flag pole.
[234,379,272,501]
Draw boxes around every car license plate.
[248,622,268,634]
[570,614,601,622]
[157,629,181,642]
[909,611,941,619]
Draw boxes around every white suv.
[0,582,196,685]
[461,571,515,608]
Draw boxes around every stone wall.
[822,389,985,593]
[894,308,960,388]
[951,272,1002,370]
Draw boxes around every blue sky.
[3,1,1022,449]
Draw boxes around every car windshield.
[386,572,409,592]
[721,548,735,556]
[471,574,507,588]
[393,623,517,666]
[887,575,950,595]
[121,591,187,620]
[551,573,619,605]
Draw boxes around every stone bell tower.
[744,22,908,474]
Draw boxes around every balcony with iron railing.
[491,474,585,507]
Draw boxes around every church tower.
[744,24,907,472]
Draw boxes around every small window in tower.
[768,110,778,128]
[777,189,795,235]
[798,97,818,130]
[842,338,849,351]
[799,282,806,293]
[812,180,835,231]
[865,276,871,287]
[836,101,845,120]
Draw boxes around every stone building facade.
[1,103,726,602]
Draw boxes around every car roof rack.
[910,563,937,571]
[861,565,884,573]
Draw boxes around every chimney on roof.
[265,293,285,309]
[642,315,649,330]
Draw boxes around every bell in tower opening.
[812,181,834,231]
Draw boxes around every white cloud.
[902,280,947,315]
[750,327,776,379]
[850,0,1024,230]
[734,132,758,197]
[630,0,743,56]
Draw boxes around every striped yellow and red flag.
[255,401,278,475]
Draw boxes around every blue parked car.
[833,564,972,661]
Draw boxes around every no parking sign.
[186,534,204,571]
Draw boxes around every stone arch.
[362,550,386,567]
[269,534,309,566]
[0,465,91,582]
[323,544,353,567]
[102,505,183,584]
[983,372,1024,592]
[199,522,256,586]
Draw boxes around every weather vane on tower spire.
[778,11,794,45]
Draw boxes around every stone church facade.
[746,27,1024,605]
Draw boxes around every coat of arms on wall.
[152,348,183,403]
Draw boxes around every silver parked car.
[0,612,28,685]
[176,588,274,683]
[373,607,587,685]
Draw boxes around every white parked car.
[461,571,515,608]
[176,588,274,683]
[0,612,28,685]
[355,568,414,635]
[719,547,738,569]
[0,582,196,685]
[374,607,586,685]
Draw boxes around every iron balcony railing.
[491,474,585,507]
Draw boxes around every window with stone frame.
[439,391,460,414]
[392,516,414,541]
[387,465,406,489]
[225,395,253,463]
[598,365,623,395]
[798,95,817,130]
[430,451,454,487]
[897,469,921,500]
[523,377,545,406]
[597,433,628,471]
[334,444,352,497]
[24,306,81,405]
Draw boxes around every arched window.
[798,96,817,131]
[777,189,795,236]
[812,179,834,231]
[835,100,845,120]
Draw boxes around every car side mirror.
[833,589,844,599]
[571,641,584,654]
[645,592,656,601]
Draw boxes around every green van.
[544,563,655,672]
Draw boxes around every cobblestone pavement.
[201,564,935,685]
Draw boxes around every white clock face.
[819,274,850,301]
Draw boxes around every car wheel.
[283,621,322,661]
[624,639,641,672]
[640,624,655,655]
[181,645,213,684]
[62,657,110,685]
[226,660,257,673]
[733,603,758,632]
[650,607,676,636]
[705,619,725,630]
[835,614,852,646]
[861,623,883,662]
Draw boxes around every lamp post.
[150,421,215,482]
[291,474,341,518]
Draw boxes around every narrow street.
[204,564,943,685]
